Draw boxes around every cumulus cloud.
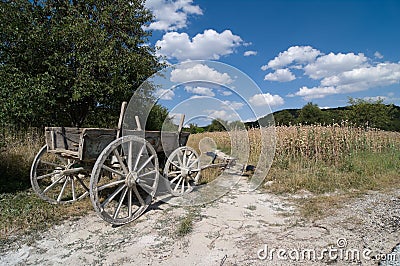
[154,88,175,100]
[290,86,338,100]
[249,93,285,107]
[156,29,243,61]
[205,109,239,121]
[264,68,295,82]
[244,50,257,56]
[145,0,202,31]
[263,46,400,100]
[185,86,215,96]
[304,52,368,79]
[170,63,233,84]
[221,100,244,110]
[320,63,400,88]
[261,46,321,70]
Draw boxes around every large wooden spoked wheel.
[90,135,159,225]
[164,146,201,197]
[30,145,89,204]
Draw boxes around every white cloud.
[261,46,321,70]
[170,63,233,84]
[156,29,243,61]
[154,88,175,100]
[185,86,215,96]
[291,86,338,100]
[221,100,244,110]
[249,93,285,107]
[304,52,368,79]
[263,46,400,100]
[244,50,257,56]
[264,68,295,82]
[220,90,232,96]
[145,0,202,31]
[320,62,400,89]
[374,51,384,59]
[205,109,239,121]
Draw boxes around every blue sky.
[143,0,400,124]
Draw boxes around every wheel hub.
[126,172,138,188]
[181,167,190,178]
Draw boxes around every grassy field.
[188,124,400,219]
[1,124,399,242]
[0,128,93,244]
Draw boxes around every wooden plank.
[117,102,127,139]
[178,114,185,133]
[79,128,117,161]
[45,127,82,152]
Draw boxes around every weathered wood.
[178,114,185,133]
[79,128,117,161]
[135,116,142,131]
[45,127,82,152]
[117,101,127,139]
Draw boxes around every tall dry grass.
[0,128,92,242]
[187,124,400,194]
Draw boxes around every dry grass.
[0,128,92,243]
[187,124,400,219]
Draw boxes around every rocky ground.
[1,174,399,266]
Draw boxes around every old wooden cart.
[30,102,204,225]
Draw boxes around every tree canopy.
[1,0,162,128]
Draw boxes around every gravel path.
[1,176,399,266]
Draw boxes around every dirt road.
[1,175,399,265]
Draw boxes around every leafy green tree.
[207,119,227,132]
[185,123,205,134]
[347,97,393,130]
[1,0,161,128]
[274,110,296,126]
[297,102,324,125]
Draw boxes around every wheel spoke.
[36,172,58,180]
[57,178,68,202]
[43,175,65,194]
[113,149,129,175]
[137,154,155,173]
[176,151,183,166]
[128,188,132,218]
[181,179,185,194]
[188,159,199,168]
[138,169,157,179]
[113,187,128,219]
[71,177,76,201]
[133,143,146,171]
[97,179,125,191]
[101,184,126,209]
[182,149,187,166]
[167,170,181,176]
[75,175,89,192]
[168,160,182,170]
[187,152,194,166]
[174,177,183,191]
[128,141,133,172]
[133,185,145,206]
[102,165,125,177]
[139,182,154,192]
[170,174,182,184]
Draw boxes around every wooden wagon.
[30,102,203,225]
